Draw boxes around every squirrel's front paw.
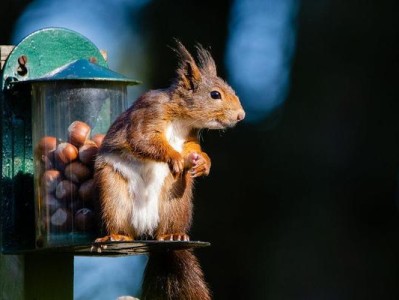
[186,152,211,178]
[167,152,184,177]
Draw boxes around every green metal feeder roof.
[1,27,140,90]
[16,59,140,85]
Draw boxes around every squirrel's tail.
[141,249,211,300]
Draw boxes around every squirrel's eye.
[210,90,221,99]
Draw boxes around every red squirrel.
[94,41,245,300]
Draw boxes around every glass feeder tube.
[27,59,138,248]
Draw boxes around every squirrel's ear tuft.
[196,44,217,77]
[173,39,202,91]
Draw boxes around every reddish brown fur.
[156,172,193,236]
[95,163,136,237]
[142,250,211,300]
[94,41,244,299]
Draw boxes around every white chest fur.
[103,121,189,236]
[165,121,190,152]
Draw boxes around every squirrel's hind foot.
[157,233,190,241]
[91,234,134,253]
[95,234,133,243]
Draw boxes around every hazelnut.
[55,180,78,201]
[42,169,62,193]
[50,208,72,231]
[64,161,91,184]
[68,121,91,147]
[92,133,105,147]
[75,208,95,231]
[35,137,58,170]
[69,199,84,213]
[54,159,66,172]
[41,152,55,170]
[43,194,62,214]
[79,179,96,203]
[54,142,78,165]
[35,136,57,158]
[79,141,98,165]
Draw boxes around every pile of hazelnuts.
[36,120,104,238]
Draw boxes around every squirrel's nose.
[237,110,245,122]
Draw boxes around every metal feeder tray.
[30,240,211,257]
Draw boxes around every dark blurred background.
[2,0,399,299]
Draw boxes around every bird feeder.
[0,28,139,253]
[1,28,210,256]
